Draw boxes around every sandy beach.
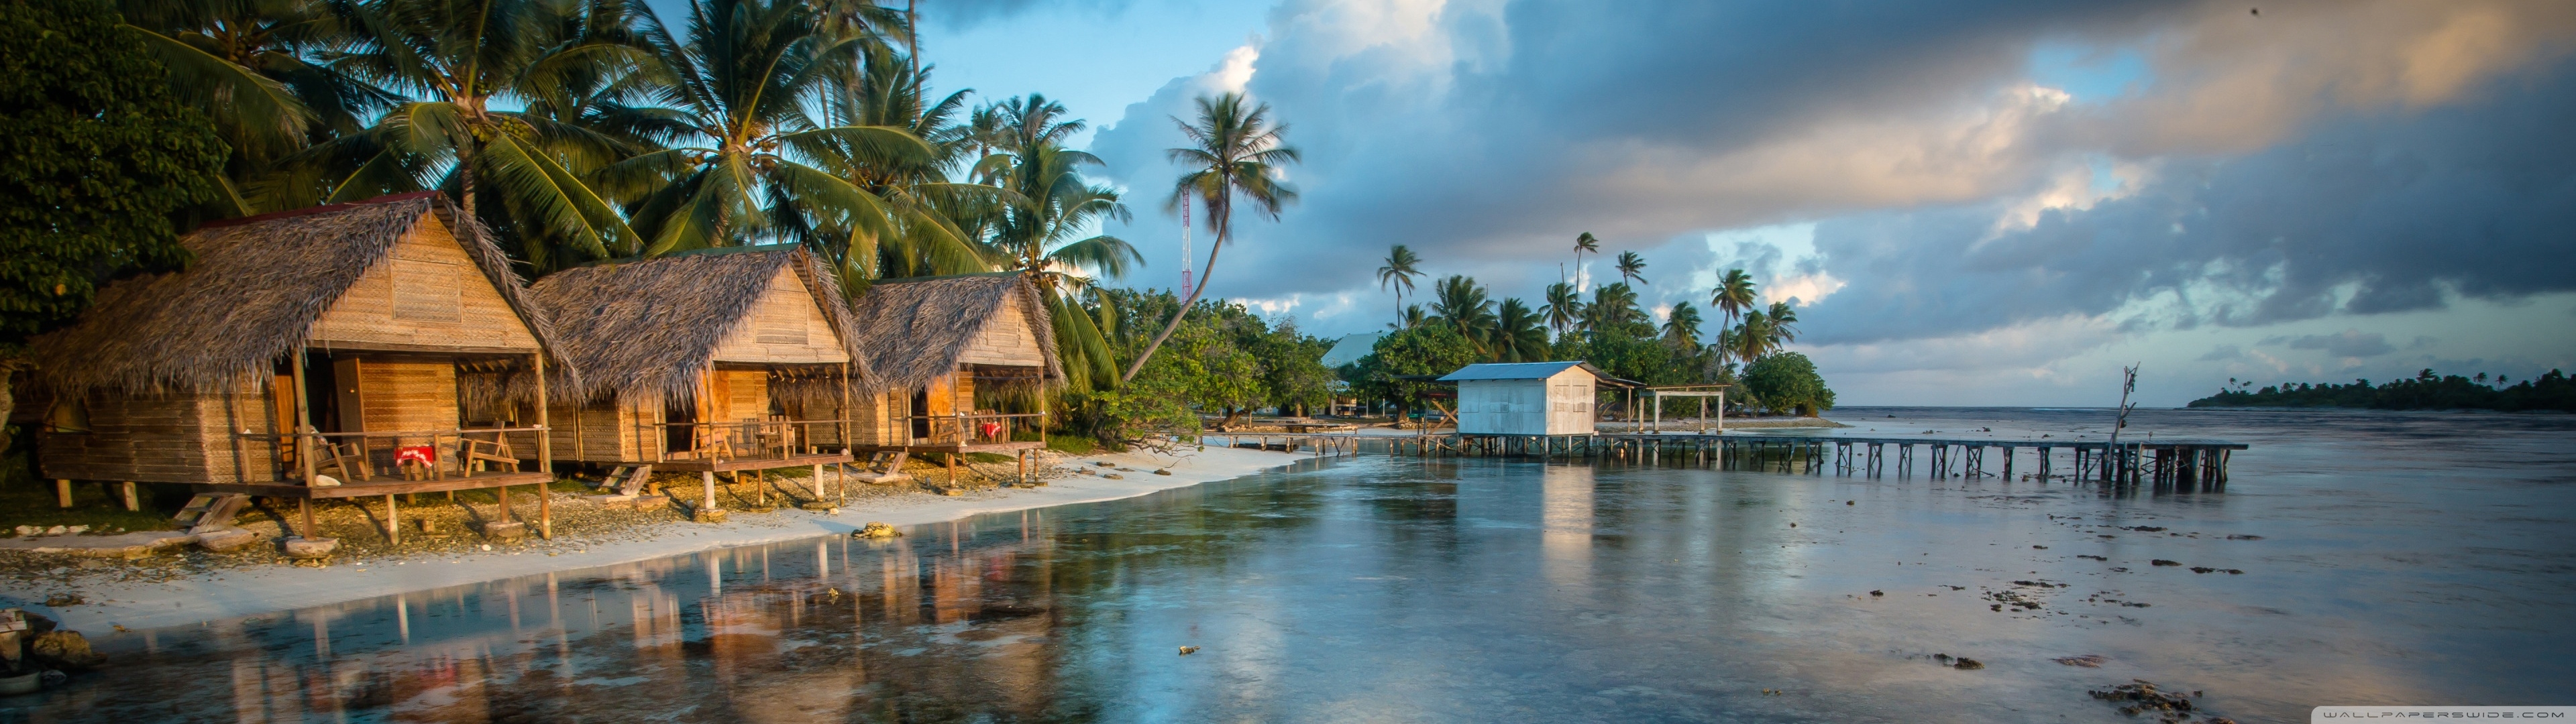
[17,444,1302,634]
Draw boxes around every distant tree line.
[2188,369,2576,412]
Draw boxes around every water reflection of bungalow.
[525,247,865,503]
[25,192,572,539]
[841,274,1061,484]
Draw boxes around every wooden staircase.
[850,452,910,484]
[172,493,250,534]
[601,464,653,496]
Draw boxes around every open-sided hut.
[26,192,573,540]
[841,272,1061,483]
[527,246,866,504]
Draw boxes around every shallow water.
[7,408,2574,723]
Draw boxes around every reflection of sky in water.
[11,408,2575,723]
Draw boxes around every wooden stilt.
[299,497,316,540]
[812,463,826,501]
[702,471,718,514]
[385,493,400,544]
[54,479,71,508]
[497,483,512,523]
[119,481,139,511]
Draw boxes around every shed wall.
[1454,369,1595,436]
[36,379,281,485]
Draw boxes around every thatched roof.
[30,192,572,395]
[529,246,865,403]
[846,272,1061,391]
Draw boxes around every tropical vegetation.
[2188,369,2576,412]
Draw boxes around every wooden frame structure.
[527,246,867,514]
[25,192,576,541]
[841,273,1064,485]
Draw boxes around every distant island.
[2188,369,2575,412]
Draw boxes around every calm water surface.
[6,408,2574,723]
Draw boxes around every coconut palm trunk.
[1120,93,1297,382]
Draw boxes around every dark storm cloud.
[1082,0,2576,339]
[919,0,1134,29]
[2283,331,2396,358]
[1796,62,2576,345]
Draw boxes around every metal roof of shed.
[1438,361,1635,386]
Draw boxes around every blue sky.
[912,0,2576,407]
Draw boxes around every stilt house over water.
[841,273,1061,481]
[1438,361,1619,436]
[525,246,867,488]
[25,192,574,536]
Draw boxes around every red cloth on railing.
[979,422,1003,440]
[396,446,437,465]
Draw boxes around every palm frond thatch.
[528,245,865,404]
[845,272,1061,392]
[30,192,574,395]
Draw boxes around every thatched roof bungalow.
[25,192,571,522]
[841,272,1060,457]
[526,246,865,476]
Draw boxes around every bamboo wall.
[37,377,281,485]
[307,216,540,352]
[955,293,1044,367]
[708,267,849,365]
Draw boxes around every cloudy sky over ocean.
[915,0,2576,406]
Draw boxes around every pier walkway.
[1200,430,2246,492]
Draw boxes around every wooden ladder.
[865,451,908,474]
[172,493,250,534]
[602,464,653,496]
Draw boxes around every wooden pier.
[1203,431,2245,493]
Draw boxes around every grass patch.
[1016,430,1099,456]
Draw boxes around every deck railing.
[637,418,861,463]
[898,412,1046,448]
[237,426,549,484]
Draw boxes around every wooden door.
[331,357,365,432]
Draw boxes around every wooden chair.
[751,417,794,459]
[317,442,374,482]
[687,425,737,461]
[459,432,519,473]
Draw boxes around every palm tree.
[1570,231,1599,286]
[1580,282,1644,334]
[1542,282,1582,339]
[1733,310,1774,363]
[602,0,941,259]
[315,0,647,263]
[803,40,991,284]
[1493,298,1549,363]
[119,0,398,215]
[1122,91,1299,382]
[1710,268,1757,330]
[1429,274,1497,352]
[1387,304,1428,331]
[1764,300,1800,348]
[1377,244,1423,327]
[1661,301,1703,349]
[1615,250,1648,286]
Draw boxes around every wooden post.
[120,482,138,511]
[498,483,512,523]
[839,361,853,455]
[292,345,316,487]
[385,493,400,544]
[534,352,551,539]
[54,479,72,508]
[947,452,957,486]
[812,463,825,501]
[299,497,316,540]
[702,471,718,514]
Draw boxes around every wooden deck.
[849,440,1046,455]
[193,470,556,499]
[654,450,855,473]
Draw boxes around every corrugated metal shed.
[1441,362,1613,435]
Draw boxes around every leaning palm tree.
[1615,250,1649,286]
[601,0,948,261]
[1542,282,1582,339]
[1377,244,1423,328]
[1662,301,1703,349]
[1493,298,1550,363]
[312,0,645,261]
[1570,232,1599,286]
[1122,92,1299,381]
